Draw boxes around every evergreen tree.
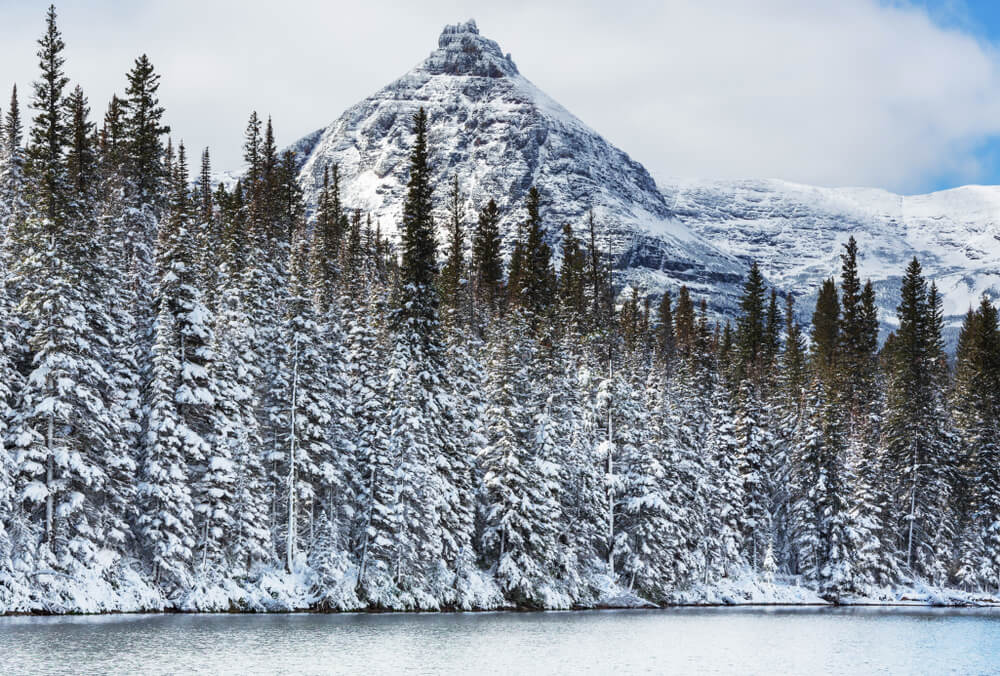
[272,221,334,572]
[734,261,767,384]
[480,318,564,607]
[655,290,675,368]
[471,198,503,323]
[396,108,438,330]
[882,258,956,580]
[557,222,588,327]
[439,174,466,317]
[138,303,196,594]
[211,213,272,575]
[511,187,556,320]
[25,5,69,226]
[310,163,345,314]
[123,55,169,206]
[1,85,27,286]
[952,297,1000,591]
[811,278,840,385]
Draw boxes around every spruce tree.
[439,174,466,318]
[512,186,556,321]
[952,297,1000,590]
[655,290,675,368]
[734,261,767,384]
[1,85,27,283]
[272,220,334,572]
[310,163,345,314]
[882,258,956,579]
[25,5,69,226]
[480,317,564,607]
[471,198,503,321]
[396,107,438,330]
[557,222,587,328]
[811,278,840,385]
[123,55,169,206]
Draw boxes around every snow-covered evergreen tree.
[479,316,564,607]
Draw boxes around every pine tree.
[734,261,767,384]
[471,198,503,324]
[952,297,1000,591]
[882,258,956,580]
[439,174,466,318]
[511,187,556,321]
[272,221,334,572]
[655,290,675,368]
[123,55,169,206]
[138,303,196,594]
[480,318,564,607]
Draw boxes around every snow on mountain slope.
[660,178,1000,340]
[291,20,746,308]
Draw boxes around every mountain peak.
[292,18,745,320]
[424,20,519,78]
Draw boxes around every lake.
[1,607,998,674]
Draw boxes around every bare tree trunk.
[606,351,615,579]
[358,468,376,584]
[907,445,918,571]
[45,414,54,545]
[286,338,299,572]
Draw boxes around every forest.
[0,7,998,613]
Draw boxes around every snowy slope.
[291,20,746,309]
[659,178,1000,340]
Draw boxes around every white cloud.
[1,0,999,193]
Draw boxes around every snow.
[659,176,1000,341]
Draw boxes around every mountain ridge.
[658,177,1000,340]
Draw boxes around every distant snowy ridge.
[659,178,1000,339]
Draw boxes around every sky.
[2,0,1000,194]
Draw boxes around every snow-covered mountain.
[285,19,1000,339]
[290,20,746,309]
[660,178,1000,340]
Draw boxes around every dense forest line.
[0,7,998,613]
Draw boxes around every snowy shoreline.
[4,601,998,618]
[4,573,998,617]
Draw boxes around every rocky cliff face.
[290,20,746,310]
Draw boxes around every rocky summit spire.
[422,19,519,78]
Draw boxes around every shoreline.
[4,599,999,619]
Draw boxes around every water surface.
[2,606,998,674]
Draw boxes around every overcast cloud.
[1,0,1000,193]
